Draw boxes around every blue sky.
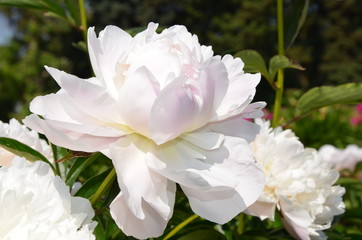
[0,12,14,45]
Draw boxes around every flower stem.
[272,0,285,128]
[163,214,199,240]
[90,168,116,206]
[78,0,88,43]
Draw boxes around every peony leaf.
[0,0,72,24]
[75,168,112,198]
[0,137,56,172]
[295,83,362,116]
[269,55,305,81]
[65,152,104,188]
[284,0,310,49]
[235,50,272,83]
[176,229,225,240]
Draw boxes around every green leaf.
[65,0,80,25]
[176,229,226,240]
[65,152,103,188]
[295,83,362,116]
[284,0,310,49]
[234,50,271,83]
[269,55,305,81]
[75,168,112,199]
[0,137,56,173]
[0,0,69,24]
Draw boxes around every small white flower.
[0,157,96,240]
[318,144,362,171]
[245,120,345,240]
[24,23,266,239]
[0,119,53,166]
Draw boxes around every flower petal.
[88,26,132,98]
[118,66,159,137]
[109,134,175,232]
[45,66,122,123]
[204,116,262,143]
[23,115,120,152]
[110,191,173,239]
[243,201,276,220]
[150,76,199,144]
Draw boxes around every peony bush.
[0,1,361,240]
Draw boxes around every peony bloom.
[245,120,345,240]
[0,157,96,239]
[24,23,265,239]
[318,144,362,172]
[0,119,53,166]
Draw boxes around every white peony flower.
[0,157,96,240]
[318,144,362,171]
[245,120,345,240]
[0,118,53,166]
[24,23,266,239]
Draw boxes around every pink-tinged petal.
[109,135,175,225]
[204,116,261,143]
[110,192,172,239]
[23,115,119,152]
[150,77,199,144]
[238,102,267,119]
[243,201,276,220]
[127,41,182,89]
[189,58,229,131]
[118,67,159,137]
[45,66,122,123]
[88,26,132,97]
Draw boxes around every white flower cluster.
[0,157,96,240]
[319,144,362,171]
[0,119,53,166]
[245,120,345,240]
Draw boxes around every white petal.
[279,197,314,240]
[110,191,173,239]
[204,117,261,143]
[181,131,224,150]
[87,26,132,98]
[243,201,276,220]
[45,66,122,123]
[181,186,247,224]
[150,76,199,144]
[118,66,159,137]
[23,115,120,152]
[109,134,175,221]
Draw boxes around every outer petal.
[279,197,314,240]
[88,26,132,97]
[243,201,276,220]
[147,134,265,223]
[23,115,121,152]
[45,66,122,123]
[109,135,176,238]
[215,54,262,120]
[204,116,262,143]
[110,192,173,239]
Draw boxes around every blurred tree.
[0,7,89,121]
[1,0,361,121]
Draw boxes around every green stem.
[237,213,245,235]
[90,168,116,206]
[78,0,88,43]
[272,0,285,128]
[163,214,199,240]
